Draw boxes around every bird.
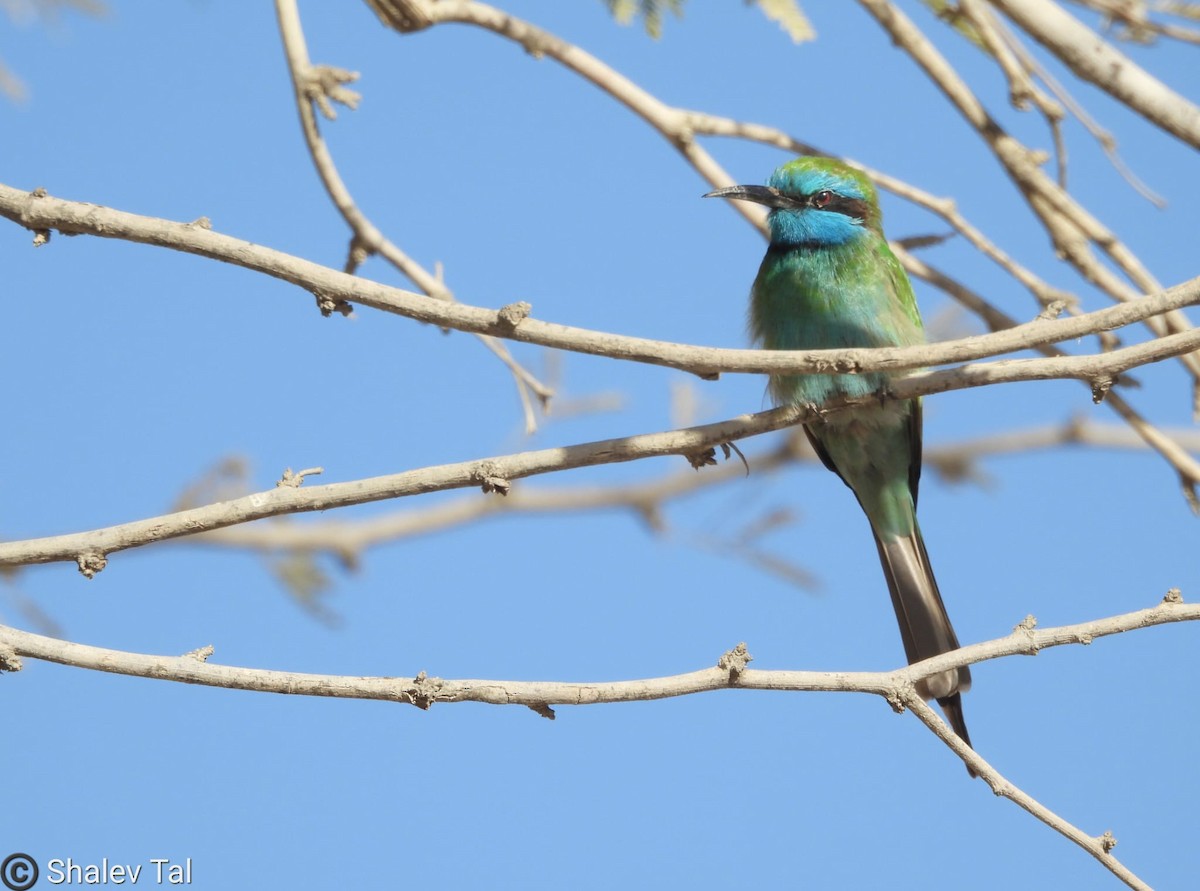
[705,156,974,767]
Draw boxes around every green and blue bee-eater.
[707,157,973,757]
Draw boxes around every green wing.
[877,236,925,506]
[877,237,923,332]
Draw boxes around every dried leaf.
[751,0,815,44]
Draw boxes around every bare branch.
[1068,0,1200,43]
[4,314,1200,571]
[411,0,1082,326]
[375,0,1200,411]
[273,0,552,431]
[6,179,1199,511]
[992,0,1200,149]
[3,180,1199,566]
[903,698,1149,891]
[0,590,1189,715]
[856,0,1200,401]
[0,590,1190,889]
[0,404,802,570]
[408,0,772,233]
[958,0,1070,185]
[2,184,1197,380]
[898,249,1200,502]
[988,9,1167,205]
[176,417,1199,558]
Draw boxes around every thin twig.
[992,0,1200,148]
[273,0,552,432]
[988,9,1167,205]
[904,698,1148,891]
[855,0,1200,409]
[896,249,1200,507]
[392,0,1200,402]
[1068,0,1200,43]
[371,0,1200,438]
[958,0,1070,186]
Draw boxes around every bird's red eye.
[812,190,834,208]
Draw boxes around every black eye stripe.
[807,193,867,220]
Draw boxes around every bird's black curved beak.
[703,184,798,209]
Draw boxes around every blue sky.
[2,2,1197,888]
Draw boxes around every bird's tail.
[872,522,974,756]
